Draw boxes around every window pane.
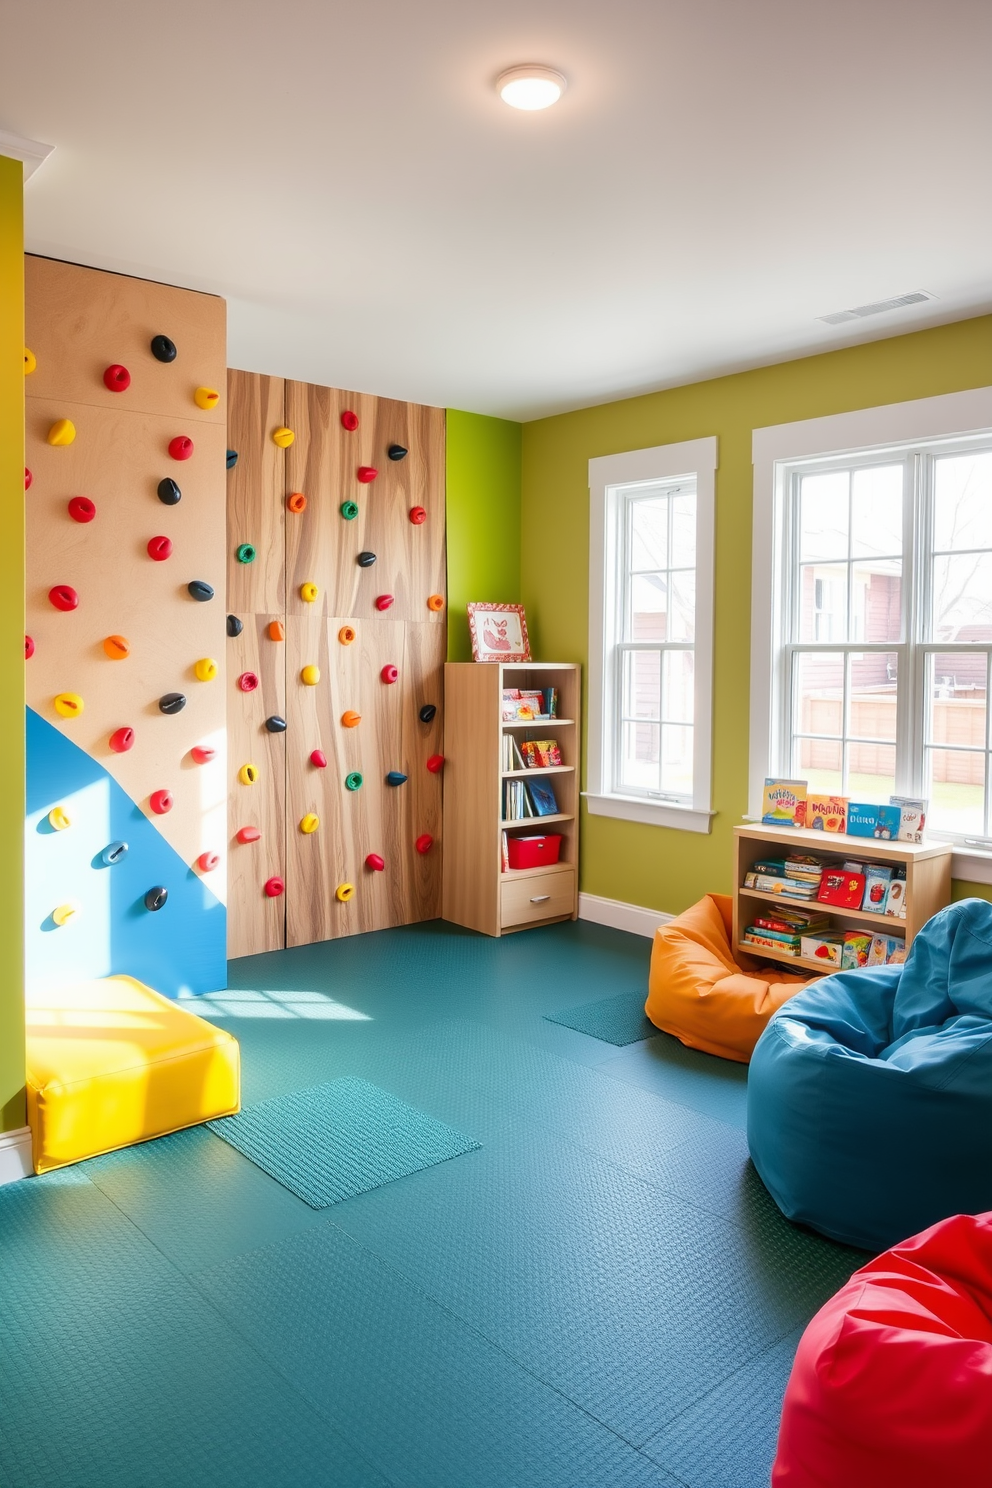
[848,744,896,803]
[618,721,659,792]
[851,464,903,558]
[927,752,986,837]
[630,497,668,572]
[850,652,898,742]
[629,573,667,640]
[623,649,660,721]
[932,554,992,642]
[660,725,693,797]
[799,563,848,642]
[795,737,843,795]
[661,649,694,724]
[794,651,844,738]
[933,452,992,553]
[668,572,695,642]
[799,471,848,562]
[670,493,696,568]
[851,558,900,642]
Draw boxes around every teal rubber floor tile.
[595,1031,750,1129]
[194,1221,681,1488]
[545,988,659,1045]
[84,1124,331,1270]
[326,1123,858,1449]
[641,1329,803,1488]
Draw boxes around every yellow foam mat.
[26,976,240,1174]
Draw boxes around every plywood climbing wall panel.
[24,256,228,996]
[226,370,286,617]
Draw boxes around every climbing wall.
[24,256,228,996]
[226,375,445,950]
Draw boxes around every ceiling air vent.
[818,291,935,326]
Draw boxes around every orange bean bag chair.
[645,893,814,1063]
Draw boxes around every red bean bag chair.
[645,893,814,1063]
[773,1211,992,1487]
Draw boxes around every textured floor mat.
[545,988,659,1045]
[208,1076,481,1208]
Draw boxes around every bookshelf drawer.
[501,869,576,928]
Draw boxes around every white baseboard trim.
[578,892,674,939]
[0,1127,33,1186]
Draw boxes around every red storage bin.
[507,834,562,870]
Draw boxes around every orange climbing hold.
[287,492,307,513]
[268,620,285,641]
[338,625,356,645]
[103,635,130,660]
[427,594,445,612]
[341,710,361,728]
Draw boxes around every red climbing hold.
[264,876,285,897]
[375,594,394,612]
[381,664,399,684]
[310,750,328,769]
[426,754,445,774]
[409,506,427,525]
[197,852,220,873]
[237,826,261,844]
[68,496,97,523]
[24,635,34,660]
[341,410,359,431]
[109,727,135,754]
[357,466,378,483]
[191,745,216,764]
[25,468,32,490]
[149,788,174,815]
[237,671,259,693]
[147,535,173,561]
[415,834,434,854]
[49,585,79,612]
[365,853,385,872]
[103,364,131,393]
[168,435,194,461]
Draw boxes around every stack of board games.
[743,854,825,901]
[742,904,831,957]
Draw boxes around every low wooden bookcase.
[733,822,953,972]
[442,662,579,936]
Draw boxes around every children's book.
[800,932,844,966]
[761,778,808,826]
[526,779,560,817]
[846,803,901,840]
[861,863,894,913]
[841,931,874,969]
[806,795,849,832]
[884,877,908,918]
[817,868,866,908]
[890,795,927,844]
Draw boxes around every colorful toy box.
[841,931,874,969]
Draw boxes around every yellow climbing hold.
[194,657,218,682]
[300,582,319,603]
[300,813,320,835]
[53,692,84,719]
[238,762,260,786]
[335,883,355,903]
[48,806,72,831]
[301,665,320,686]
[52,901,81,926]
[272,426,295,448]
[194,386,220,410]
[24,348,36,374]
[47,418,76,447]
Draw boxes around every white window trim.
[587,436,717,833]
[750,385,992,883]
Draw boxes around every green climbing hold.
[236,543,256,564]
[345,771,363,792]
[340,501,359,521]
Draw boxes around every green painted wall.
[521,315,992,915]
[0,157,25,1132]
[445,409,521,661]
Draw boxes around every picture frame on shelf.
[467,602,531,663]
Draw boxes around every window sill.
[583,792,715,834]
[951,848,992,887]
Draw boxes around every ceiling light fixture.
[496,65,567,111]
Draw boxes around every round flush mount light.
[497,65,567,111]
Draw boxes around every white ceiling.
[4,0,991,420]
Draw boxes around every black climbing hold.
[150,335,177,364]
[265,715,287,733]
[387,444,408,462]
[226,449,239,470]
[357,551,377,568]
[419,704,437,724]
[188,580,215,602]
[386,770,408,787]
[159,692,187,715]
[157,477,182,506]
[144,885,169,911]
[226,614,243,637]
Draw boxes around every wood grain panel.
[226,370,286,615]
[25,396,228,883]
[25,256,226,424]
[284,615,443,944]
[284,383,445,625]
[227,615,287,957]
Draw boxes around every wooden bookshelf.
[442,662,580,936]
[733,823,952,973]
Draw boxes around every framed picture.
[467,603,531,663]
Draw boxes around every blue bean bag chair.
[747,898,992,1252]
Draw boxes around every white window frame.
[587,436,717,833]
[751,386,992,884]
